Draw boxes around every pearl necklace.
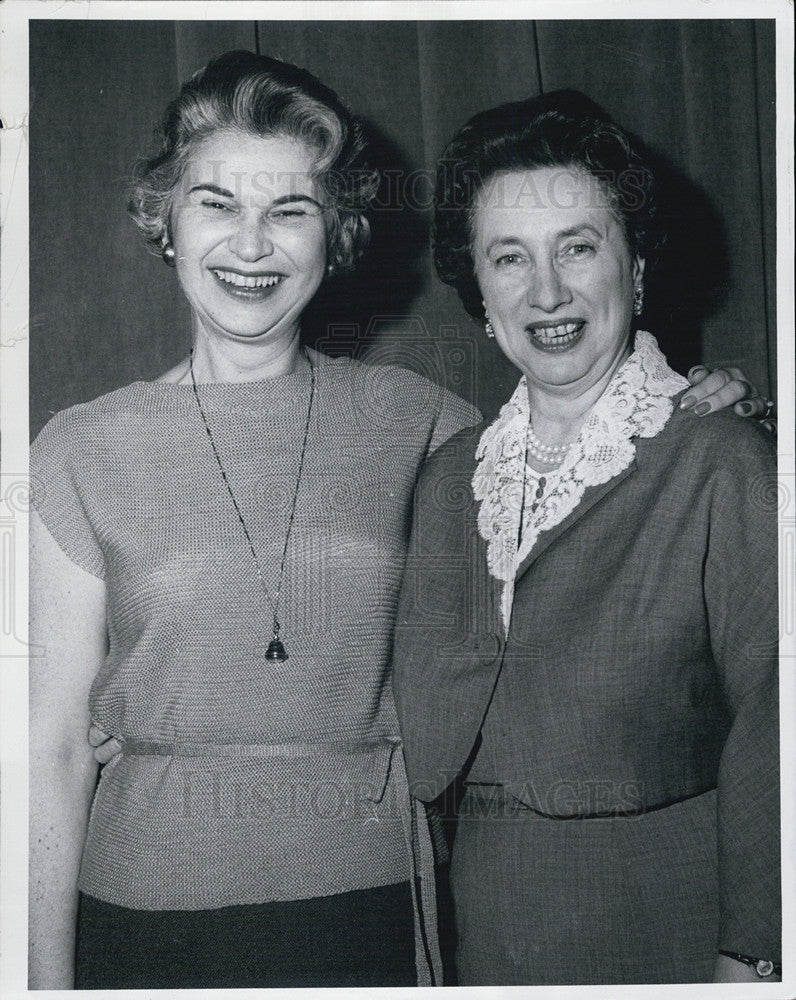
[525,422,574,467]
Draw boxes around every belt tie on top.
[120,736,442,986]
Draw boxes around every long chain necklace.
[189,348,316,663]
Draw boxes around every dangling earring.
[483,300,495,339]
[633,283,644,316]
[162,243,176,268]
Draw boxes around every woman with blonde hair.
[29,51,479,989]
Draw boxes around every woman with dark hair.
[393,91,780,986]
[28,51,480,990]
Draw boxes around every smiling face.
[169,129,328,348]
[473,166,644,397]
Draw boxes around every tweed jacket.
[392,400,780,960]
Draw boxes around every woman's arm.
[700,422,780,982]
[713,952,780,983]
[29,510,106,989]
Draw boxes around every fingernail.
[738,402,754,416]
[680,394,696,409]
[694,402,711,416]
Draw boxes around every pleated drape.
[29,19,775,436]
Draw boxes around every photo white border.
[1,2,793,997]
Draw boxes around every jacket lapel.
[515,460,637,582]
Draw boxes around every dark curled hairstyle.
[433,90,663,318]
[128,51,378,274]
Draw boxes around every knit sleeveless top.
[31,352,479,910]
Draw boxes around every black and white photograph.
[0,1,793,994]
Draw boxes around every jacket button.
[473,633,502,661]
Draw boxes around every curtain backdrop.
[29,19,775,438]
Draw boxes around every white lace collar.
[472,331,689,632]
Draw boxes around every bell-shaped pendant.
[265,622,288,662]
[266,636,288,661]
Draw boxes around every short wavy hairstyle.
[433,90,663,318]
[128,50,378,274]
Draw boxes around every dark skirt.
[75,880,417,989]
[451,785,719,985]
